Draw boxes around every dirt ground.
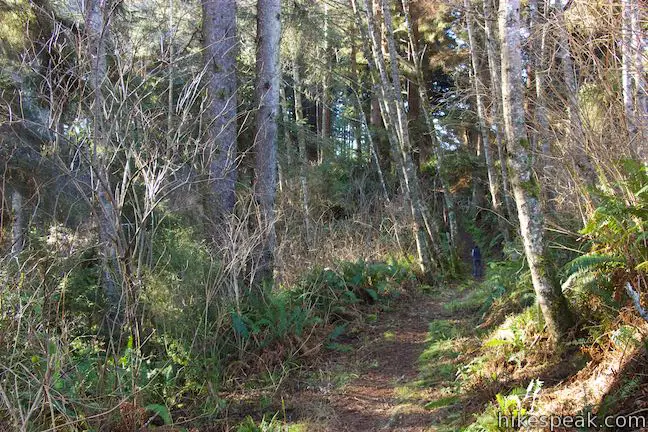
[283,289,459,432]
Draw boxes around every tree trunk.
[377,0,439,272]
[529,0,556,210]
[202,0,238,221]
[85,0,123,337]
[402,0,458,256]
[254,0,281,281]
[292,55,313,249]
[629,0,647,150]
[466,0,510,245]
[10,189,24,257]
[482,0,516,225]
[321,1,333,156]
[552,3,597,188]
[499,0,573,341]
[622,0,647,160]
[350,33,364,160]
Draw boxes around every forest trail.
[286,287,470,432]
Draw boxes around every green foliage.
[580,161,647,271]
[296,259,411,320]
[464,380,543,432]
[483,307,543,368]
[237,414,283,432]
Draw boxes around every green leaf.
[145,404,172,425]
[365,288,378,301]
[329,324,346,340]
[231,312,249,339]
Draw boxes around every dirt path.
[288,289,458,432]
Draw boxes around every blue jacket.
[471,247,481,260]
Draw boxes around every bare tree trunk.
[622,0,636,137]
[254,0,281,281]
[167,0,175,150]
[280,85,294,166]
[292,55,313,249]
[552,3,596,187]
[10,189,24,258]
[349,34,364,160]
[85,0,123,337]
[499,0,573,341]
[482,0,516,225]
[529,0,555,210]
[202,0,238,221]
[320,1,332,160]
[466,0,510,245]
[630,0,647,147]
[402,0,459,255]
[357,0,435,273]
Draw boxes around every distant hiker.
[471,244,482,278]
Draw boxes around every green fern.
[563,254,625,278]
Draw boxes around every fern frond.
[564,254,625,278]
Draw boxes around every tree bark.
[376,0,439,272]
[402,0,459,256]
[254,0,281,281]
[466,0,510,244]
[552,3,597,188]
[499,0,573,341]
[292,55,313,249]
[10,189,24,258]
[482,0,516,225]
[85,0,123,337]
[629,0,647,149]
[529,0,556,210]
[202,0,238,221]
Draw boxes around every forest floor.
[277,285,482,432]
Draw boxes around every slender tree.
[499,0,573,341]
[85,0,123,336]
[358,0,436,273]
[202,0,238,222]
[403,0,459,254]
[551,2,597,189]
[254,0,281,281]
[292,53,313,249]
[10,189,24,258]
[466,0,510,244]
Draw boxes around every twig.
[625,282,648,322]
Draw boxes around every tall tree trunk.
[499,0,573,341]
[354,0,436,273]
[370,95,391,175]
[321,1,332,159]
[402,0,459,255]
[629,0,647,150]
[529,0,556,210]
[254,0,281,281]
[280,85,294,166]
[482,0,516,225]
[293,55,313,249]
[380,0,441,272]
[466,0,510,245]
[622,0,637,138]
[552,3,597,188]
[350,33,364,160]
[202,0,238,222]
[85,0,123,337]
[10,189,24,258]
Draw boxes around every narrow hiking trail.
[286,287,473,432]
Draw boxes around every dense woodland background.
[0,0,647,430]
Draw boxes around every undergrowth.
[0,214,417,431]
